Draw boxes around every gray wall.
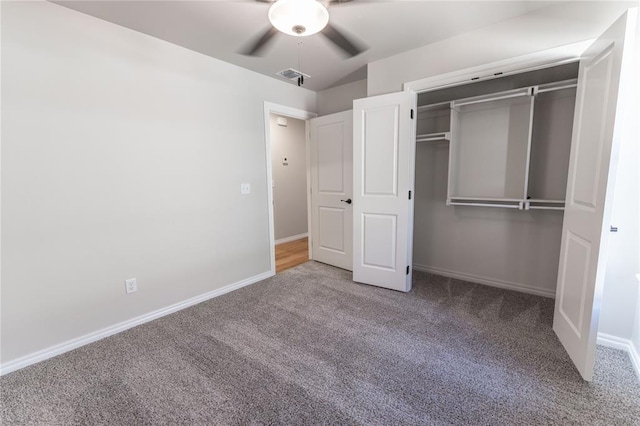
[367,2,636,96]
[270,114,308,242]
[413,142,564,297]
[316,79,366,116]
[1,1,316,365]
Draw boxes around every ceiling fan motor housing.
[292,25,306,35]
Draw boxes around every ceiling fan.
[242,0,366,58]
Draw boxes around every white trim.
[597,333,640,380]
[305,119,313,260]
[275,232,308,245]
[263,103,317,275]
[403,40,592,94]
[412,264,556,298]
[0,271,273,376]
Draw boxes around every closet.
[412,63,579,297]
[353,10,636,381]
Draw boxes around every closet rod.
[449,202,521,209]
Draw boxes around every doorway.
[269,113,310,273]
[263,102,316,275]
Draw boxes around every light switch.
[241,183,251,194]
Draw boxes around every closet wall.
[413,64,578,297]
[414,145,563,296]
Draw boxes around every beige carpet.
[2,261,639,425]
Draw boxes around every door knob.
[341,199,352,205]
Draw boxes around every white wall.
[634,281,640,357]
[0,1,315,366]
[599,113,640,341]
[599,12,640,359]
[270,114,308,242]
[367,1,636,96]
[316,79,366,116]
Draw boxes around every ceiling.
[54,1,560,91]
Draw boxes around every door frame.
[263,102,317,275]
[399,35,636,377]
[309,110,355,271]
[399,41,592,290]
[403,40,592,94]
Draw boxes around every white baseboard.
[275,233,308,245]
[412,264,556,298]
[597,333,640,380]
[0,270,274,376]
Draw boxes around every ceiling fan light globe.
[268,0,329,37]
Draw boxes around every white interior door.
[353,91,416,292]
[310,111,353,271]
[553,9,637,381]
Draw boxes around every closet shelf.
[447,197,524,209]
[536,79,578,94]
[525,199,566,211]
[526,199,564,204]
[447,197,567,211]
[527,205,565,211]
[448,196,523,202]
[449,79,577,109]
[452,87,531,108]
[416,132,450,143]
[417,101,451,113]
[448,201,523,209]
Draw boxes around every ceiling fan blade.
[321,23,366,58]
[241,27,278,56]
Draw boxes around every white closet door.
[353,91,416,292]
[553,9,637,381]
[310,111,353,271]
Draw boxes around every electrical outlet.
[241,183,251,195]
[125,278,137,294]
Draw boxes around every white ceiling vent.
[276,68,310,81]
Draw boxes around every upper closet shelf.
[416,132,450,143]
[417,101,451,113]
[536,79,578,94]
[452,87,531,108]
[450,79,578,109]
[525,199,566,211]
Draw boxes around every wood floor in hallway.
[275,237,309,273]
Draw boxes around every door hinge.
[410,109,414,119]
[408,190,412,200]
[406,265,410,275]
